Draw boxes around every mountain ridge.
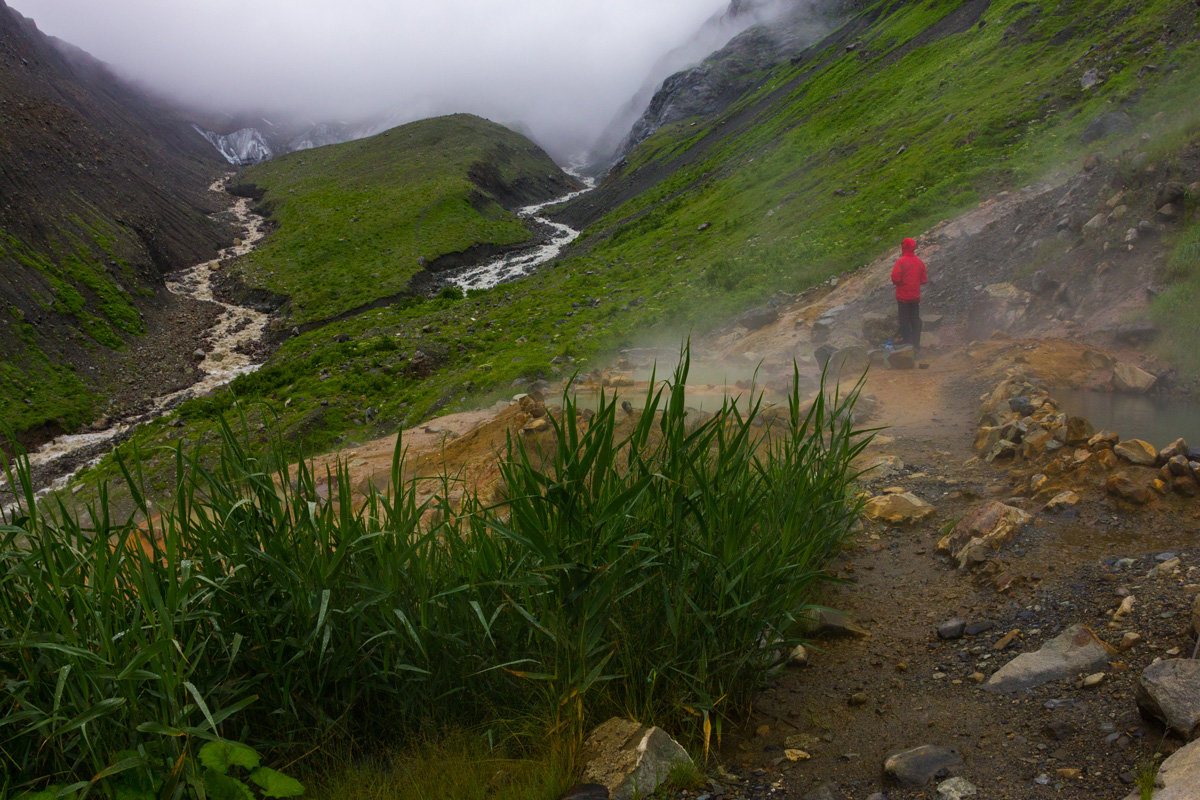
[0,0,232,444]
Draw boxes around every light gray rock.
[938,618,967,640]
[1136,659,1200,739]
[1113,362,1158,393]
[1123,737,1200,799]
[983,625,1112,693]
[1114,438,1158,465]
[579,718,693,800]
[937,777,978,799]
[883,745,963,787]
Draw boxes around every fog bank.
[12,0,741,160]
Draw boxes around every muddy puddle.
[1054,387,1200,447]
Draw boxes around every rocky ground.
[307,156,1200,799]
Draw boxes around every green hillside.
[79,0,1200,483]
[0,1,230,445]
[230,113,577,324]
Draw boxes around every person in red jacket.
[891,237,928,352]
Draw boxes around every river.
[444,174,595,291]
[7,173,594,501]
[5,177,271,501]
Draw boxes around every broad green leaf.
[199,740,261,774]
[248,767,305,798]
[203,770,255,800]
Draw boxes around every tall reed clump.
[0,351,868,796]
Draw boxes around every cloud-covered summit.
[11,0,742,160]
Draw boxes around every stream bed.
[443,174,595,291]
[8,173,595,501]
[6,177,271,500]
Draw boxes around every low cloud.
[12,0,736,160]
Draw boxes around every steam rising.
[11,0,749,160]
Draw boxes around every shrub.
[0,350,865,793]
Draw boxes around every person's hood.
[901,238,917,255]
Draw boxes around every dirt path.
[315,167,1200,799]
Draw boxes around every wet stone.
[965,621,996,636]
[984,624,1112,693]
[938,618,967,640]
[883,745,964,787]
[1135,659,1200,739]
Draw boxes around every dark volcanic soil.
[705,371,1199,799]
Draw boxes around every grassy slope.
[232,113,572,324]
[72,0,1200,494]
[0,215,153,438]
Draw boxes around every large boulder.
[737,306,779,331]
[1136,660,1200,739]
[883,745,964,787]
[1064,416,1094,446]
[983,625,1113,693]
[1107,472,1153,505]
[936,502,1031,568]
[1123,738,1200,800]
[579,718,694,800]
[1113,362,1158,393]
[1161,438,1190,462]
[1081,111,1133,143]
[1115,439,1159,465]
[1157,181,1190,209]
[863,491,934,524]
[826,346,871,377]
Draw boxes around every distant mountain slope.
[561,0,1199,290]
[0,0,230,443]
[228,113,578,325]
[77,0,1200,492]
[588,0,850,170]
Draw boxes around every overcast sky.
[11,0,736,160]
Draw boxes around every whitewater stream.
[5,177,271,501]
[444,174,595,290]
[7,172,593,503]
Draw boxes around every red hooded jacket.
[891,238,927,302]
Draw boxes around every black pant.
[897,301,921,351]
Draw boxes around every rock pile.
[972,373,1200,505]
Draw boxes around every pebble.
[938,618,967,640]
[936,777,978,799]
[994,630,1020,650]
[964,621,995,636]
[1080,672,1105,688]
